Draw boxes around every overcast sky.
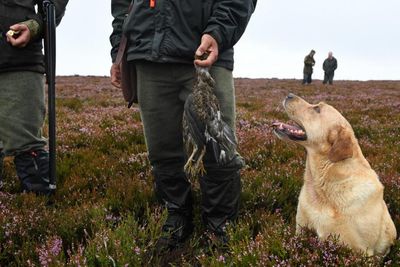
[56,0,400,80]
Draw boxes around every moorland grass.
[0,77,399,266]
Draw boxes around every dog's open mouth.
[271,121,307,141]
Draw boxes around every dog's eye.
[313,106,321,113]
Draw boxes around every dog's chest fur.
[300,158,378,228]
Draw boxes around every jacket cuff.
[204,27,224,52]
[20,19,42,42]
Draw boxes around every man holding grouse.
[110,0,257,249]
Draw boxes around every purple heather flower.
[217,255,225,263]
[134,246,141,255]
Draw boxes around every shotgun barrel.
[43,0,57,192]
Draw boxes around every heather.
[1,77,399,266]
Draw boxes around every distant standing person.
[302,50,316,84]
[323,51,338,85]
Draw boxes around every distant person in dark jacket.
[302,50,316,84]
[0,0,68,194]
[110,0,257,249]
[323,51,338,84]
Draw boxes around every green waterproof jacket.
[303,54,315,74]
[110,0,257,70]
[0,0,68,73]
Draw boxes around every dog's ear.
[328,126,353,163]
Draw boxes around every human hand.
[194,34,218,68]
[6,24,31,48]
[110,63,121,88]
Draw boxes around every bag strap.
[115,3,133,65]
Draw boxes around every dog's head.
[272,94,355,163]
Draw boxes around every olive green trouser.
[135,61,242,232]
[135,61,236,170]
[0,71,47,156]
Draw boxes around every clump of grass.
[57,98,84,112]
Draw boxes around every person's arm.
[53,0,69,25]
[304,56,313,66]
[110,0,131,63]
[204,0,257,52]
[333,58,338,71]
[110,0,131,88]
[323,60,327,71]
[6,22,36,48]
[196,0,257,67]
[7,0,69,47]
[33,0,69,35]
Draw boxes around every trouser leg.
[153,166,193,242]
[0,72,50,194]
[329,72,334,84]
[302,73,307,84]
[201,155,243,239]
[0,72,47,155]
[308,74,312,84]
[303,73,312,84]
[323,72,328,84]
[200,67,244,239]
[135,61,196,243]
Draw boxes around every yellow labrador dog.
[272,93,397,256]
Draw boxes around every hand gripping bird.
[183,55,238,177]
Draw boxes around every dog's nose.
[287,93,295,100]
[284,93,296,107]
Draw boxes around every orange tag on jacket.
[150,0,155,8]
